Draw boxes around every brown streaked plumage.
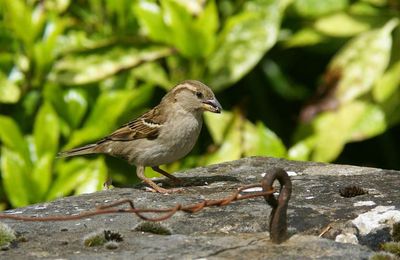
[58,80,222,193]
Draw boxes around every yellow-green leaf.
[207,0,285,90]
[373,60,400,102]
[243,121,286,158]
[205,112,242,165]
[0,72,21,103]
[31,153,53,201]
[0,147,31,207]
[314,13,371,37]
[204,111,234,144]
[65,90,135,149]
[134,0,171,43]
[47,157,107,200]
[52,47,173,85]
[34,102,60,159]
[294,0,348,18]
[311,101,386,162]
[330,18,398,103]
[74,157,107,195]
[288,136,317,161]
[0,115,31,164]
[284,28,326,48]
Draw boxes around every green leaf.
[163,0,217,57]
[381,90,400,126]
[293,0,348,17]
[0,147,31,207]
[0,72,21,103]
[284,28,326,48]
[170,0,206,14]
[65,90,136,148]
[34,102,60,159]
[126,83,156,111]
[311,101,386,162]
[104,0,135,30]
[205,112,242,165]
[84,91,132,128]
[63,89,89,128]
[314,13,371,37]
[116,84,156,126]
[288,136,317,161]
[205,110,286,163]
[349,103,386,141]
[359,0,386,6]
[243,121,286,157]
[31,153,53,201]
[330,18,398,103]
[161,1,196,56]
[204,111,234,144]
[43,84,88,130]
[55,31,113,54]
[131,62,171,90]
[32,17,66,86]
[43,0,71,13]
[135,0,218,58]
[51,46,173,85]
[47,158,85,200]
[207,0,284,90]
[349,1,384,15]
[22,90,41,118]
[191,0,219,57]
[195,0,219,41]
[74,157,107,195]
[2,0,46,56]
[311,110,353,162]
[47,157,106,200]
[134,0,170,43]
[0,115,30,164]
[373,60,400,102]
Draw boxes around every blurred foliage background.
[0,0,399,209]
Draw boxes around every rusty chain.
[0,168,292,244]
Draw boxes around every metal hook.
[262,168,292,244]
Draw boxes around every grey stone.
[352,206,400,236]
[0,157,399,259]
[335,233,359,244]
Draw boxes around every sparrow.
[58,80,222,193]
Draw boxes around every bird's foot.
[139,167,184,194]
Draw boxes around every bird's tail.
[57,143,99,158]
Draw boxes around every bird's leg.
[151,166,182,184]
[136,166,175,193]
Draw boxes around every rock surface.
[1,157,399,259]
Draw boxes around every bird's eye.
[195,91,203,99]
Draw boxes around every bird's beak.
[202,98,222,113]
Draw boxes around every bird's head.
[165,80,222,114]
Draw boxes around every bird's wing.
[98,106,165,143]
